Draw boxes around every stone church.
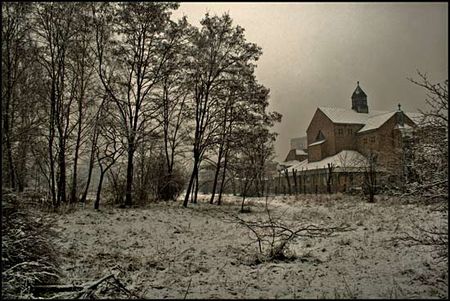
[279,82,421,193]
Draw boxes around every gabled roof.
[317,107,419,132]
[357,111,396,133]
[318,107,388,124]
[285,150,368,173]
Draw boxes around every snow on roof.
[295,149,307,156]
[318,107,388,124]
[278,160,300,170]
[309,139,326,146]
[357,112,396,133]
[318,107,420,132]
[286,150,368,173]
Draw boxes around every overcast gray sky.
[171,2,448,161]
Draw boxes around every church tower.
[351,81,368,113]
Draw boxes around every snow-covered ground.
[51,194,447,299]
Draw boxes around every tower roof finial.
[357,81,359,86]
[398,103,402,111]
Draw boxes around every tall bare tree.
[94,100,124,209]
[2,3,41,191]
[93,2,180,207]
[67,4,98,203]
[156,17,192,201]
[33,3,81,207]
[182,13,262,207]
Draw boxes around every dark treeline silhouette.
[1,2,281,209]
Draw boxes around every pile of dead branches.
[31,273,140,299]
[395,218,448,264]
[232,197,351,262]
[2,191,60,298]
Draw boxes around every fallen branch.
[183,278,192,299]
[31,284,84,294]
[33,273,139,299]
[75,274,116,299]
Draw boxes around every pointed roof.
[317,106,419,131]
[352,81,367,98]
[318,107,387,124]
[357,111,397,133]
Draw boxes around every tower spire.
[351,81,368,113]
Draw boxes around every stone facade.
[280,82,419,194]
[306,109,335,161]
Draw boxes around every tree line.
[1,2,281,209]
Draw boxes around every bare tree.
[93,2,180,207]
[393,72,448,266]
[157,18,192,201]
[2,3,44,192]
[182,13,262,207]
[406,71,448,204]
[67,4,98,204]
[33,3,82,207]
[94,101,124,209]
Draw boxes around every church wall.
[308,143,322,162]
[306,109,336,161]
[356,113,416,172]
[333,123,363,154]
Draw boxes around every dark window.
[316,130,325,141]
[363,138,367,144]
[347,128,353,135]
[338,128,343,135]
[370,136,375,143]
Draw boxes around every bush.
[104,166,127,205]
[156,169,186,201]
[2,191,61,298]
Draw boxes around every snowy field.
[50,194,447,299]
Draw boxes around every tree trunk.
[209,144,224,204]
[217,148,229,206]
[241,180,248,212]
[125,146,134,207]
[48,111,56,207]
[15,139,29,192]
[94,170,105,210]
[193,170,199,204]
[80,130,97,203]
[183,156,199,207]
[57,138,67,206]
[70,109,83,203]
[3,43,16,190]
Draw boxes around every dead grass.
[19,193,447,299]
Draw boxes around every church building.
[279,82,421,193]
